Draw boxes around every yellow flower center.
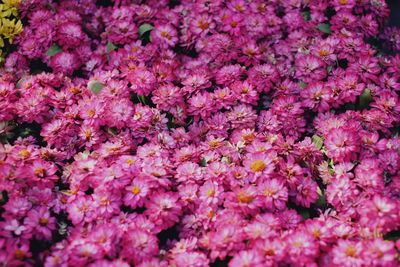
[18,149,30,158]
[293,241,301,247]
[87,109,95,117]
[345,245,357,257]
[207,189,215,197]
[264,188,276,197]
[250,160,266,172]
[198,19,209,30]
[264,249,275,256]
[230,20,238,28]
[242,133,256,142]
[208,139,220,148]
[319,49,329,57]
[69,87,81,94]
[235,4,244,12]
[53,256,60,263]
[207,209,215,218]
[100,197,110,206]
[312,229,321,239]
[131,186,141,195]
[34,167,46,177]
[39,217,48,226]
[237,192,254,203]
[244,49,255,57]
[218,91,226,98]
[160,31,172,40]
[14,249,25,260]
[84,129,92,140]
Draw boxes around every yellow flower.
[0,0,22,65]
[2,0,20,16]
[0,4,13,17]
[0,18,22,39]
[2,0,21,9]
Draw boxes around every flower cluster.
[0,0,399,266]
[0,0,22,63]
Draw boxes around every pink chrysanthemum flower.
[50,51,80,76]
[121,229,158,265]
[229,250,263,267]
[243,152,276,179]
[124,178,150,209]
[258,178,288,211]
[145,192,182,231]
[324,127,360,163]
[152,24,178,47]
[24,207,56,240]
[331,239,364,267]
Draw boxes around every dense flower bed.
[0,0,400,266]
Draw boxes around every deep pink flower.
[50,51,80,76]
[57,22,86,49]
[295,55,327,83]
[145,192,182,231]
[151,24,178,47]
[24,206,56,240]
[243,152,276,179]
[124,178,150,209]
[324,127,360,163]
[229,250,263,267]
[331,239,364,267]
[120,229,158,265]
[258,178,288,211]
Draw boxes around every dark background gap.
[388,0,400,26]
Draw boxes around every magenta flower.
[243,152,276,179]
[331,239,364,267]
[24,206,56,240]
[120,229,158,265]
[324,127,360,163]
[258,178,288,211]
[145,192,182,231]
[124,178,150,209]
[151,24,178,48]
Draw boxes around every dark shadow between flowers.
[157,224,180,249]
[210,257,231,267]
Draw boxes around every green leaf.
[88,81,105,94]
[137,95,146,105]
[359,88,372,109]
[107,127,118,136]
[326,65,333,74]
[312,135,324,150]
[298,209,310,220]
[316,186,326,207]
[317,23,332,34]
[167,116,178,129]
[138,23,153,36]
[46,2,57,12]
[106,42,117,53]
[299,81,307,89]
[16,75,28,89]
[47,44,62,57]
[58,222,68,236]
[302,11,311,22]
[328,158,335,169]
[199,158,207,167]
